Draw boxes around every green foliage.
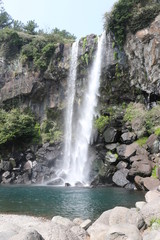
[41,119,62,144]
[95,115,109,133]
[0,2,13,29]
[129,4,160,34]
[150,218,160,226]
[0,28,23,57]
[0,109,40,145]
[155,127,160,136]
[114,51,118,60]
[23,20,38,35]
[105,0,160,46]
[12,20,24,31]
[124,103,160,135]
[152,166,158,179]
[82,37,87,51]
[136,137,148,146]
[52,27,76,41]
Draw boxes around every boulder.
[145,189,160,203]
[51,216,75,228]
[105,152,118,163]
[105,224,142,240]
[112,169,129,187]
[23,161,32,171]
[73,218,83,225]
[10,230,44,240]
[105,143,118,151]
[135,201,146,210]
[121,132,136,144]
[116,161,128,170]
[129,154,148,163]
[141,200,160,225]
[103,127,117,143]
[87,223,109,240]
[143,229,160,240]
[135,176,160,191]
[117,143,138,160]
[80,219,92,230]
[47,178,64,186]
[26,153,34,161]
[129,160,152,178]
[146,134,159,154]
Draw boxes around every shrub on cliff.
[105,0,160,46]
[0,109,40,146]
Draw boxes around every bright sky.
[3,0,117,39]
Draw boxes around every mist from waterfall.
[63,32,106,186]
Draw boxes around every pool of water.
[0,185,145,221]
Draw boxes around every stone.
[73,218,83,225]
[134,176,160,191]
[105,143,118,151]
[143,229,160,240]
[145,189,160,203]
[135,201,146,210]
[103,127,117,143]
[87,223,109,240]
[117,143,138,160]
[129,154,148,163]
[80,219,92,230]
[146,134,159,154]
[116,161,128,170]
[129,160,152,178]
[106,224,142,240]
[70,225,88,240]
[2,171,10,179]
[51,216,75,228]
[10,230,44,240]
[112,169,129,187]
[141,200,160,225]
[105,151,118,163]
[47,178,64,186]
[121,132,136,144]
[23,161,32,171]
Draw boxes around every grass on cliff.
[104,0,160,46]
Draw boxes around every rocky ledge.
[1,187,160,240]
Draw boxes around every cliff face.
[0,13,160,186]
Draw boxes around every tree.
[24,20,38,35]
[12,20,24,31]
[0,1,13,29]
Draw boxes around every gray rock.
[103,127,117,143]
[143,229,160,240]
[47,178,64,186]
[146,134,159,154]
[87,223,109,240]
[145,189,160,203]
[129,160,152,178]
[117,143,138,160]
[134,176,160,191]
[106,224,142,240]
[10,230,44,240]
[105,152,118,163]
[141,200,160,225]
[51,216,75,228]
[121,132,136,144]
[80,219,92,230]
[135,201,146,210]
[105,143,118,151]
[116,161,128,170]
[112,169,129,187]
[2,171,11,179]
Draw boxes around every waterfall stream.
[61,32,106,186]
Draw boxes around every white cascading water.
[64,32,106,186]
[63,41,79,173]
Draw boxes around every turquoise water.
[0,186,145,220]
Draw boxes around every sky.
[3,0,117,39]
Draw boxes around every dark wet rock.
[112,169,129,187]
[65,183,71,187]
[47,178,64,186]
[146,134,160,154]
[103,127,117,143]
[26,153,34,161]
[75,182,83,187]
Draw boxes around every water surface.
[0,186,145,220]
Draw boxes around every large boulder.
[129,160,152,178]
[105,224,142,240]
[10,230,44,240]
[112,169,129,187]
[116,143,138,160]
[134,176,160,191]
[51,216,75,228]
[121,132,136,144]
[141,200,160,225]
[143,229,160,240]
[146,134,160,154]
[103,127,117,143]
[145,189,160,203]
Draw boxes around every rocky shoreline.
[1,187,160,240]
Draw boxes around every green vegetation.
[0,108,40,146]
[124,103,160,135]
[136,137,148,146]
[150,218,160,226]
[105,0,160,46]
[41,119,62,144]
[95,115,109,133]
[152,166,158,179]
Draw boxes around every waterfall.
[63,41,79,173]
[63,32,106,186]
